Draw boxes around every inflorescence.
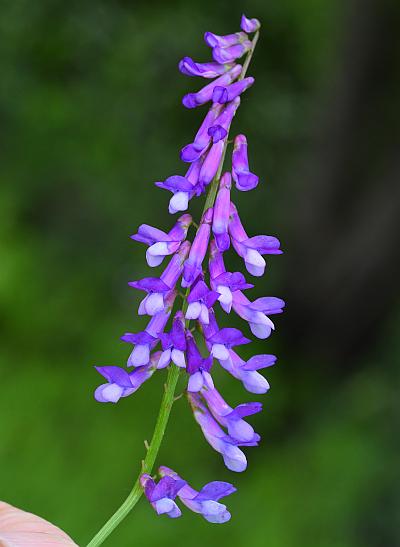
[94,13,284,525]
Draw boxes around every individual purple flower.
[121,291,176,366]
[185,278,219,325]
[94,351,160,404]
[209,240,253,312]
[202,386,262,443]
[182,65,242,109]
[229,203,282,276]
[155,176,194,214]
[207,97,241,144]
[129,241,190,316]
[207,327,251,361]
[218,350,276,394]
[188,393,259,472]
[204,31,248,49]
[212,77,254,104]
[179,57,235,78]
[198,140,225,188]
[158,311,187,368]
[131,214,192,267]
[232,134,259,191]
[186,331,214,392]
[182,208,213,287]
[159,466,236,523]
[212,172,232,251]
[180,103,222,163]
[212,41,252,64]
[240,14,261,33]
[232,290,284,339]
[140,474,186,519]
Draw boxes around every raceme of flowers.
[94,13,284,523]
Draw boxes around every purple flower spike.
[179,57,236,78]
[204,31,248,48]
[180,103,222,163]
[186,331,214,392]
[188,393,252,472]
[92,15,286,521]
[159,466,236,524]
[232,134,259,191]
[182,65,242,109]
[232,290,284,339]
[212,172,231,251]
[131,214,192,267]
[241,14,261,33]
[94,352,160,403]
[202,386,262,443]
[212,77,254,104]
[186,278,219,325]
[229,203,282,276]
[212,41,252,64]
[158,311,187,369]
[182,208,213,287]
[141,474,186,519]
[208,327,251,361]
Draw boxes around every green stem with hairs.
[86,29,259,547]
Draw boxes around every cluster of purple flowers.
[94,13,284,523]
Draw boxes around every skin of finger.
[0,502,77,546]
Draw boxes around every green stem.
[86,366,180,547]
[86,29,260,547]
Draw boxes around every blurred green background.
[1,0,399,545]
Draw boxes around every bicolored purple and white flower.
[188,393,259,472]
[185,278,219,325]
[229,203,282,276]
[209,240,253,313]
[121,291,176,366]
[94,351,161,403]
[155,176,195,214]
[158,311,187,369]
[186,331,214,393]
[182,65,242,109]
[159,466,236,523]
[140,473,186,519]
[131,214,192,267]
[129,241,190,316]
[182,207,213,287]
[207,327,251,362]
[232,291,285,339]
[179,57,236,79]
[232,134,259,191]
[202,386,262,443]
[218,350,276,394]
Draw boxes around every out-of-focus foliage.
[0,0,399,546]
